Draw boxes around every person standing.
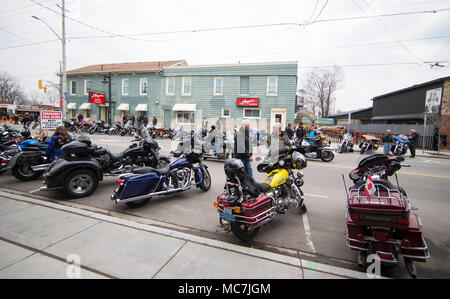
[152,115,157,127]
[284,123,294,140]
[408,129,419,158]
[233,120,254,178]
[143,113,149,127]
[130,114,135,127]
[294,122,306,142]
[382,129,393,155]
[268,123,291,157]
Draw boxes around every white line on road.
[304,193,329,199]
[302,212,316,254]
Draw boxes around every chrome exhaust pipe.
[115,185,192,204]
[31,164,50,172]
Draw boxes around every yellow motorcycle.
[214,150,307,241]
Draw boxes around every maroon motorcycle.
[344,154,430,278]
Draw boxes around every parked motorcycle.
[214,149,307,242]
[62,119,80,133]
[202,131,234,161]
[344,154,430,278]
[359,134,380,154]
[111,148,211,208]
[7,139,50,181]
[390,135,411,156]
[32,120,40,129]
[107,121,123,135]
[88,120,106,134]
[338,133,354,153]
[41,132,170,198]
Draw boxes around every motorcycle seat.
[133,165,171,176]
[106,150,124,162]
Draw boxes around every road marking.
[305,193,328,199]
[302,212,316,254]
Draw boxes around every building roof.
[372,75,450,101]
[67,60,186,75]
[329,107,372,119]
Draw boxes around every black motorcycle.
[41,133,170,198]
[62,119,80,133]
[88,120,106,134]
[7,140,50,181]
[107,121,123,135]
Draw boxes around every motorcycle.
[338,133,354,153]
[32,120,40,129]
[7,138,50,181]
[41,132,170,198]
[62,119,80,133]
[107,121,124,135]
[299,135,335,162]
[88,120,105,134]
[344,154,430,278]
[214,149,307,242]
[202,131,234,161]
[390,135,411,156]
[359,134,380,154]
[111,147,211,208]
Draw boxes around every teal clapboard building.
[66,60,298,131]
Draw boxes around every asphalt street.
[1,132,449,279]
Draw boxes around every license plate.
[219,211,236,222]
[114,186,120,193]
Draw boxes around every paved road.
[1,131,449,278]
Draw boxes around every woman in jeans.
[382,129,393,155]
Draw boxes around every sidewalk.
[0,191,371,279]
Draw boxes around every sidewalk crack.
[150,240,188,279]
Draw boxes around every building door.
[270,108,286,132]
[164,110,171,128]
[100,107,107,122]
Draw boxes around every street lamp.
[31,2,67,117]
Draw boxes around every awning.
[172,103,196,111]
[67,103,76,109]
[79,103,91,110]
[117,103,129,111]
[135,104,148,112]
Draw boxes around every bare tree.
[0,72,29,105]
[29,91,43,106]
[301,67,344,118]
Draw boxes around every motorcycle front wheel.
[231,222,260,242]
[200,168,211,192]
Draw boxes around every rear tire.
[63,169,98,198]
[231,222,260,242]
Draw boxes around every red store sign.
[237,98,259,107]
[89,92,106,104]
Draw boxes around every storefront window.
[176,111,194,124]
[243,108,260,118]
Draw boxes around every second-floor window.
[122,79,129,96]
[267,76,278,95]
[182,77,191,96]
[166,77,175,96]
[70,80,76,95]
[84,80,90,95]
[214,77,223,96]
[140,78,148,95]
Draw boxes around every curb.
[0,190,381,279]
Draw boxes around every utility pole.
[61,0,67,118]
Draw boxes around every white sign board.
[41,110,63,130]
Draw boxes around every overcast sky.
[1,0,449,113]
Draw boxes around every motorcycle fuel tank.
[263,168,289,188]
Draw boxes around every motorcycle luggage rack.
[347,183,407,211]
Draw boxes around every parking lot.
[1,132,449,279]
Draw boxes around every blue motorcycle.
[390,135,411,156]
[111,150,211,208]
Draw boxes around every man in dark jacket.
[408,129,419,158]
[284,123,294,140]
[233,121,253,177]
[295,122,306,141]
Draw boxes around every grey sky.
[1,0,449,113]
